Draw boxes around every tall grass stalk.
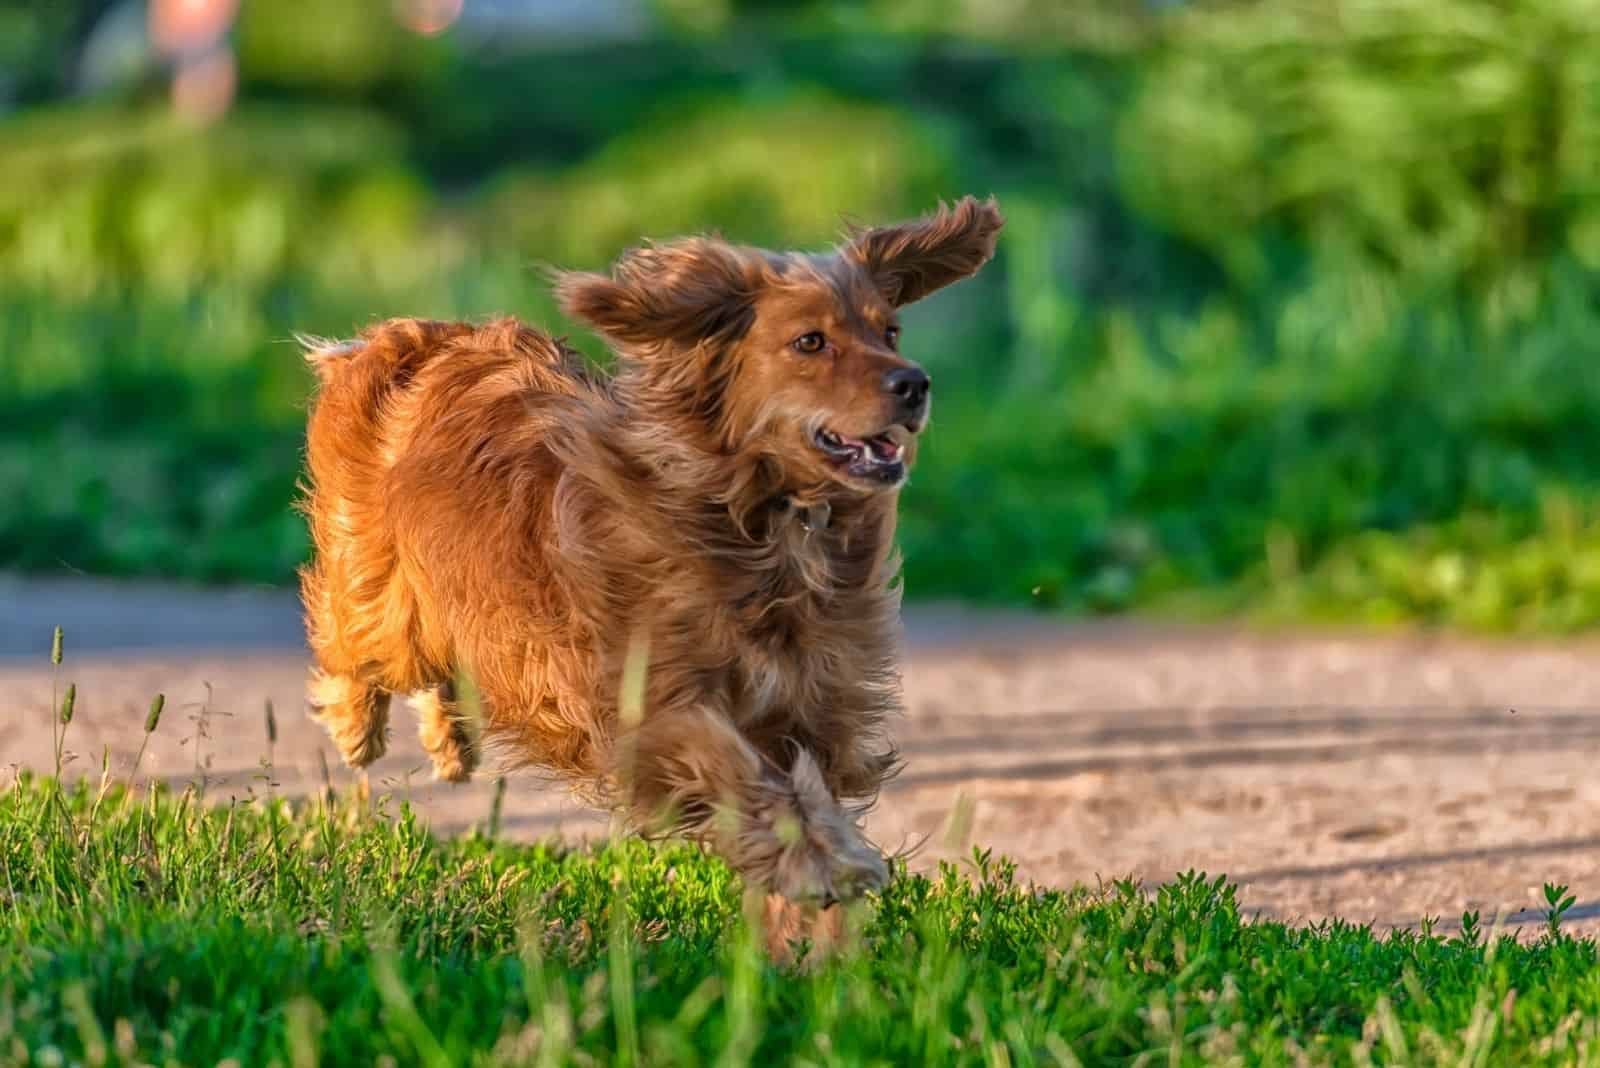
[128,693,164,800]
[48,626,62,781]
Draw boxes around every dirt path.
[7,577,1600,936]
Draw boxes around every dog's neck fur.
[574,379,898,631]
[771,494,831,534]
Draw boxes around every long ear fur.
[555,238,764,353]
[842,195,1004,307]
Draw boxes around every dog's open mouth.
[813,426,908,484]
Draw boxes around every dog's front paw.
[804,833,889,903]
[765,813,888,905]
[744,751,889,905]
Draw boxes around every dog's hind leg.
[413,679,480,784]
[308,669,392,768]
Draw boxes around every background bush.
[1123,0,1600,317]
[7,0,1600,630]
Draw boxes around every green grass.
[9,770,1600,1066]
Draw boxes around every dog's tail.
[298,317,476,389]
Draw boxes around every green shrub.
[11,22,1600,631]
[236,0,437,94]
[1121,0,1600,316]
[899,262,1600,624]
[479,93,955,266]
[0,104,430,298]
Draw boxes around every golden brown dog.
[298,196,1003,901]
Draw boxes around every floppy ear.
[843,195,1004,307]
[555,238,762,353]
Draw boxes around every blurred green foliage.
[8,0,1600,630]
[1124,0,1600,320]
[480,93,954,264]
[0,106,421,301]
[0,3,101,105]
[237,0,435,93]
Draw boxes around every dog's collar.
[774,495,831,533]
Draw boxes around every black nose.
[882,366,930,410]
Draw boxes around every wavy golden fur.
[298,196,1003,901]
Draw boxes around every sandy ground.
[7,576,1600,936]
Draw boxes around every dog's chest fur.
[716,508,896,726]
[555,425,900,730]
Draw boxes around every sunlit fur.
[298,197,1003,901]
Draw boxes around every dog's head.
[556,196,1003,495]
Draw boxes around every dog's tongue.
[866,435,900,461]
[824,429,902,463]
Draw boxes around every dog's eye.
[885,325,900,350]
[792,331,826,354]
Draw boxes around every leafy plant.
[1122,0,1600,318]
